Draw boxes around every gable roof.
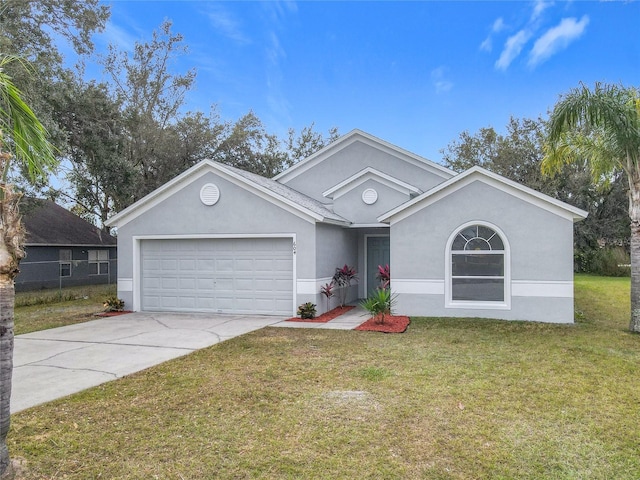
[274,129,455,184]
[322,167,423,199]
[378,166,589,224]
[22,199,116,246]
[105,160,350,228]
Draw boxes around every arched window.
[447,223,509,307]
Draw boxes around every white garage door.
[141,238,293,315]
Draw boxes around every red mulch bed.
[355,315,410,333]
[285,305,355,323]
[95,311,133,317]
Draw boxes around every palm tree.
[542,83,640,332]
[0,56,57,478]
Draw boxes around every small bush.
[297,302,317,319]
[103,295,125,312]
[591,247,630,277]
[360,288,397,324]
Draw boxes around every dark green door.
[366,236,390,295]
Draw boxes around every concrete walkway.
[271,305,368,330]
[11,307,368,413]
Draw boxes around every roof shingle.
[22,199,116,246]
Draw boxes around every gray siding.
[16,246,117,292]
[311,223,358,313]
[116,171,316,312]
[332,178,412,225]
[281,141,448,203]
[390,180,575,323]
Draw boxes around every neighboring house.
[106,130,587,323]
[16,199,117,291]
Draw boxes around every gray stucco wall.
[281,141,449,203]
[332,178,411,225]
[115,171,317,311]
[309,223,358,314]
[390,180,576,323]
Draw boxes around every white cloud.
[101,21,138,51]
[528,15,589,67]
[203,4,251,44]
[495,30,532,70]
[531,0,553,21]
[431,66,453,94]
[480,17,506,52]
[492,17,506,33]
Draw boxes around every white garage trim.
[132,234,296,315]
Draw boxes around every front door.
[366,236,390,295]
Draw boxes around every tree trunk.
[628,172,640,333]
[0,186,25,479]
[0,282,14,479]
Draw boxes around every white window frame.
[88,249,110,276]
[59,249,72,277]
[445,221,511,310]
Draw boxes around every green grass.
[8,274,640,479]
[14,284,116,335]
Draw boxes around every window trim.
[59,249,72,278]
[445,221,511,310]
[88,249,110,276]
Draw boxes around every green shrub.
[297,302,317,319]
[360,288,397,324]
[591,247,630,277]
[103,295,125,312]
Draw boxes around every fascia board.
[378,166,589,224]
[322,167,422,199]
[275,129,455,184]
[106,160,325,228]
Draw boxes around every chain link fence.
[15,258,118,292]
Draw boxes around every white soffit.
[378,166,589,224]
[322,167,422,199]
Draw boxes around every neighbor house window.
[88,250,109,275]
[447,223,509,307]
[59,249,72,277]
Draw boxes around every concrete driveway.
[11,312,285,413]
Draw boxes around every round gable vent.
[200,183,220,206]
[362,188,378,205]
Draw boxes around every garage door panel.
[141,238,293,315]
[178,296,197,308]
[216,259,234,272]
[235,278,254,291]
[197,278,215,289]
[180,259,197,270]
[162,277,178,289]
[179,277,196,289]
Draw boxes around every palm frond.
[543,83,640,183]
[0,55,58,183]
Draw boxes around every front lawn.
[14,284,115,335]
[9,274,639,479]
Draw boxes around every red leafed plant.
[332,264,358,307]
[320,282,334,312]
[376,264,390,289]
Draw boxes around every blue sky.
[87,0,639,164]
